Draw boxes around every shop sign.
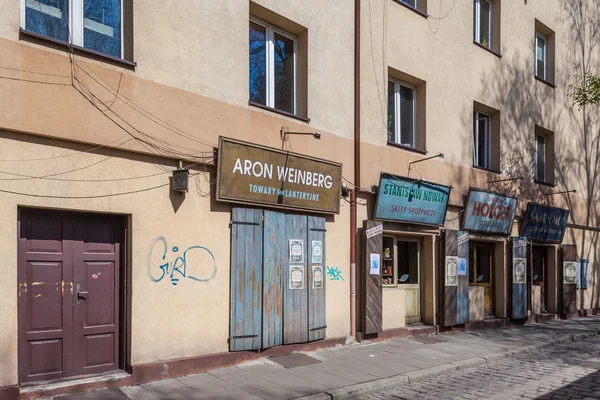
[374,173,451,226]
[217,137,342,214]
[463,189,517,235]
[521,203,569,243]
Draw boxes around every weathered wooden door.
[230,209,326,350]
[362,220,383,334]
[511,237,528,319]
[441,230,469,326]
[230,209,263,351]
[561,244,578,316]
[18,209,122,383]
[283,214,309,344]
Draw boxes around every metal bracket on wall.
[310,228,327,232]
[228,334,259,343]
[230,221,260,226]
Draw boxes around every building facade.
[0,0,599,397]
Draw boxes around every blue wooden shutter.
[511,237,528,319]
[456,231,470,324]
[308,216,326,341]
[283,214,309,344]
[262,211,284,348]
[230,208,263,351]
[442,230,469,326]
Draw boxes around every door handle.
[75,284,88,304]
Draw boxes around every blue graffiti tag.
[327,266,345,282]
[147,237,217,286]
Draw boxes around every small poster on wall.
[445,256,458,286]
[290,265,305,290]
[312,265,323,289]
[312,241,323,264]
[289,239,304,264]
[369,253,381,275]
[513,258,526,284]
[457,258,467,276]
[564,261,577,285]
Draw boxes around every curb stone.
[293,330,600,400]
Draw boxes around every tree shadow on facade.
[456,0,600,313]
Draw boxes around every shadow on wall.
[453,1,600,310]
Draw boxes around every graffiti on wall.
[327,266,344,282]
[147,237,217,286]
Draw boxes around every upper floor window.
[22,0,125,59]
[534,126,554,185]
[474,0,492,49]
[249,18,298,115]
[534,20,555,86]
[402,0,418,8]
[388,79,416,148]
[535,33,547,81]
[473,110,491,169]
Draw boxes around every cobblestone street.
[353,337,600,400]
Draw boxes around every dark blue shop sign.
[462,189,517,235]
[521,203,569,243]
[374,173,451,226]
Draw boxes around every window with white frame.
[388,79,416,148]
[473,111,491,169]
[474,0,492,49]
[535,32,547,80]
[22,0,124,59]
[249,18,298,115]
[402,0,417,9]
[535,133,547,182]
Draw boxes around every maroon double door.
[18,209,123,383]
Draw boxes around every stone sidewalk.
[51,317,600,400]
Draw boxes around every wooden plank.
[362,220,383,335]
[229,208,263,351]
[457,231,469,324]
[561,244,577,315]
[511,237,528,319]
[283,214,309,344]
[263,211,285,349]
[443,230,458,326]
[308,217,326,341]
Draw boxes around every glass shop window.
[382,237,419,287]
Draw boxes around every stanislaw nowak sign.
[217,137,342,214]
[374,173,451,226]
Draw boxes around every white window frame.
[250,17,298,115]
[535,133,547,182]
[21,0,124,59]
[474,0,492,49]
[382,236,421,289]
[535,32,547,80]
[389,79,417,148]
[473,110,491,169]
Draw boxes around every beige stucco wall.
[0,130,352,386]
[0,0,355,387]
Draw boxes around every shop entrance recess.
[469,242,494,317]
[531,245,549,313]
[382,236,422,324]
[229,208,326,351]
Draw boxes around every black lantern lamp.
[172,168,190,192]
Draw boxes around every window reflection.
[84,0,122,58]
[249,22,267,106]
[25,0,69,42]
[274,33,294,114]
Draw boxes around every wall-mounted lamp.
[280,127,321,141]
[408,153,444,175]
[489,176,524,183]
[171,168,189,192]
[544,189,577,196]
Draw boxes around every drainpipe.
[350,0,361,341]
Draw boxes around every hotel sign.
[462,189,517,235]
[217,137,342,214]
[374,173,451,226]
[521,203,569,243]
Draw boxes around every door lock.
[76,284,88,304]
